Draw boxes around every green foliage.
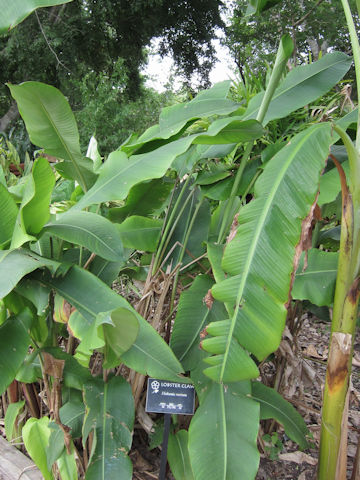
[292,249,339,306]
[4,400,25,442]
[251,382,310,449]
[22,417,53,480]
[262,432,283,460]
[0,309,32,395]
[168,430,195,480]
[226,0,358,77]
[0,9,357,476]
[82,376,134,479]
[189,369,260,480]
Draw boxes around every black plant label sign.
[145,378,195,415]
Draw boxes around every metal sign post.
[145,378,195,479]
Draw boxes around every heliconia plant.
[0,1,359,479]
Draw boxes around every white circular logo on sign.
[151,380,160,393]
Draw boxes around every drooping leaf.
[44,211,125,261]
[16,351,42,383]
[0,249,59,299]
[196,166,231,186]
[0,0,72,34]
[47,423,65,471]
[116,216,162,252]
[22,417,53,480]
[170,275,227,371]
[205,123,334,382]
[11,157,55,248]
[108,178,174,223]
[242,52,352,125]
[4,400,25,442]
[68,310,105,366]
[0,309,32,395]
[68,307,138,368]
[292,248,339,306]
[57,446,77,480]
[41,265,186,381]
[251,382,310,449]
[168,430,195,480]
[74,119,263,210]
[16,277,50,315]
[60,397,85,439]
[83,376,134,480]
[8,82,95,191]
[188,366,259,480]
[0,183,18,249]
[102,308,139,367]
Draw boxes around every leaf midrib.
[46,223,120,259]
[33,89,86,191]
[296,268,337,277]
[251,393,307,446]
[244,55,348,120]
[220,125,325,382]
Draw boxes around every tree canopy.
[225,0,359,81]
[0,0,223,105]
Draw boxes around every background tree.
[0,0,224,151]
[225,0,359,83]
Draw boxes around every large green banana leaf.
[74,118,263,210]
[11,157,55,248]
[123,81,239,152]
[83,376,134,480]
[44,211,125,262]
[0,183,18,248]
[242,52,352,125]
[170,275,227,371]
[188,367,259,480]
[39,265,186,381]
[0,249,59,299]
[0,309,32,395]
[203,123,335,383]
[292,248,339,306]
[8,82,95,192]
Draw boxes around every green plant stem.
[169,197,204,314]
[217,34,293,244]
[332,124,360,278]
[318,97,360,479]
[153,177,194,274]
[218,142,253,243]
[341,0,360,153]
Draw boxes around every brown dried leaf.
[226,213,239,245]
[42,352,65,379]
[204,289,214,310]
[278,452,317,465]
[304,344,323,359]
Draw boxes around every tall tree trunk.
[0,101,19,132]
